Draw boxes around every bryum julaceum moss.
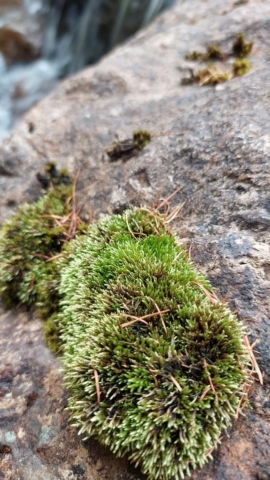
[0,167,262,479]
[182,33,252,86]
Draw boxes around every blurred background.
[0,0,174,140]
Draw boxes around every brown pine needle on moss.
[170,374,183,393]
[200,385,212,401]
[243,334,263,385]
[164,202,185,224]
[94,369,101,403]
[155,185,184,212]
[190,280,220,305]
[120,309,170,329]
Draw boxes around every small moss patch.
[36,162,71,190]
[133,130,151,149]
[182,33,253,86]
[185,44,225,62]
[232,33,253,58]
[232,58,251,76]
[182,67,230,86]
[0,164,86,350]
[0,183,72,310]
[106,130,151,161]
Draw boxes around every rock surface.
[0,0,270,479]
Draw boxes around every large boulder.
[0,0,269,479]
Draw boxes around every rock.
[0,0,270,479]
[0,1,44,65]
[0,27,39,65]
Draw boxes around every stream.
[0,0,174,140]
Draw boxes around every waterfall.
[44,0,175,75]
[0,0,174,140]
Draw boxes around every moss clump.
[36,162,71,190]
[106,130,151,161]
[59,208,252,480]
[185,45,225,62]
[232,58,251,76]
[0,184,72,310]
[182,67,230,86]
[232,33,253,58]
[133,130,152,149]
[183,33,253,86]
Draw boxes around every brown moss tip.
[232,58,251,76]
[233,33,253,58]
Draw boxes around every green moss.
[185,51,204,62]
[183,33,253,86]
[133,130,152,149]
[43,313,62,353]
[59,208,252,480]
[37,162,72,189]
[185,45,225,62]
[106,130,151,161]
[0,184,72,310]
[232,33,253,58]
[232,58,251,76]
[205,44,225,60]
[181,67,230,86]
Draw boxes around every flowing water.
[0,0,174,140]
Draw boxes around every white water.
[0,0,174,140]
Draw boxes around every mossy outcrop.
[0,184,72,312]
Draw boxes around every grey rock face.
[0,0,270,479]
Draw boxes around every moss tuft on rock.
[183,33,253,86]
[232,33,253,58]
[232,58,251,76]
[0,184,72,310]
[182,67,230,86]
[133,130,152,149]
[185,45,225,62]
[59,208,252,480]
[37,162,72,190]
[106,130,151,161]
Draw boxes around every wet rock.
[0,0,270,479]
[0,26,39,65]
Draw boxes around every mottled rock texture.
[0,0,270,479]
